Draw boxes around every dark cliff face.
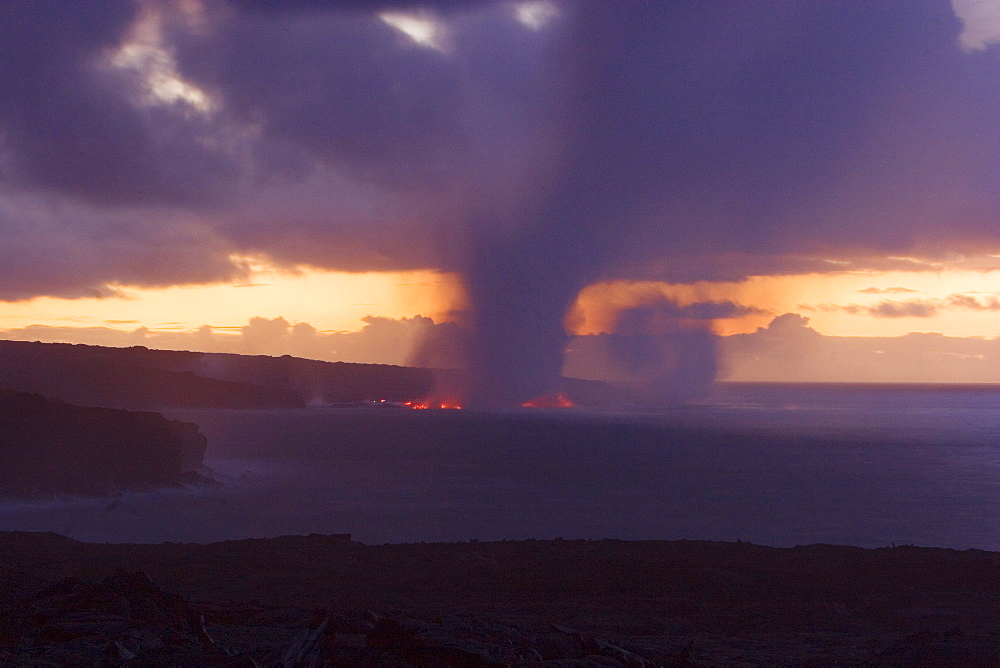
[0,389,207,497]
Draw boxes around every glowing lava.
[404,400,463,410]
[521,393,574,408]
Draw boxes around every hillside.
[0,340,431,410]
[0,340,622,410]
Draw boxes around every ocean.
[2,383,998,549]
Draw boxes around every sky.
[3,0,1000,399]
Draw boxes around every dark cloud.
[609,297,763,336]
[868,300,940,318]
[945,293,1000,311]
[5,1,999,265]
[0,195,248,301]
[228,0,493,15]
[170,5,465,188]
[0,1,243,205]
[0,1,140,201]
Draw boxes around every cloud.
[612,297,764,335]
[719,313,1000,383]
[805,292,1000,319]
[515,1,560,30]
[868,300,940,318]
[228,0,493,15]
[857,286,919,295]
[0,194,248,301]
[5,1,1000,286]
[803,299,938,318]
[945,293,1000,310]
[0,1,245,206]
[951,0,1000,50]
[757,313,821,337]
[229,314,467,365]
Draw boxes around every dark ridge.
[0,339,625,409]
[0,340,435,409]
[0,388,208,497]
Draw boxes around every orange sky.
[3,261,1000,343]
[0,262,466,336]
[572,270,1000,339]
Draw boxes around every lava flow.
[400,394,573,409]
[521,393,574,408]
[404,400,463,410]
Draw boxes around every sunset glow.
[0,265,465,337]
[571,267,1000,339]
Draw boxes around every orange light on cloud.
[570,269,1000,339]
[0,262,467,336]
[6,257,1000,352]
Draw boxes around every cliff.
[0,389,208,497]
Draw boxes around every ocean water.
[1,383,998,549]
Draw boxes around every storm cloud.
[3,1,1000,402]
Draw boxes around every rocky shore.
[0,531,997,665]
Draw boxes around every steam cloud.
[2,1,1000,403]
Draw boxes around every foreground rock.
[8,570,670,666]
[0,532,998,665]
[0,389,209,497]
[11,570,222,666]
